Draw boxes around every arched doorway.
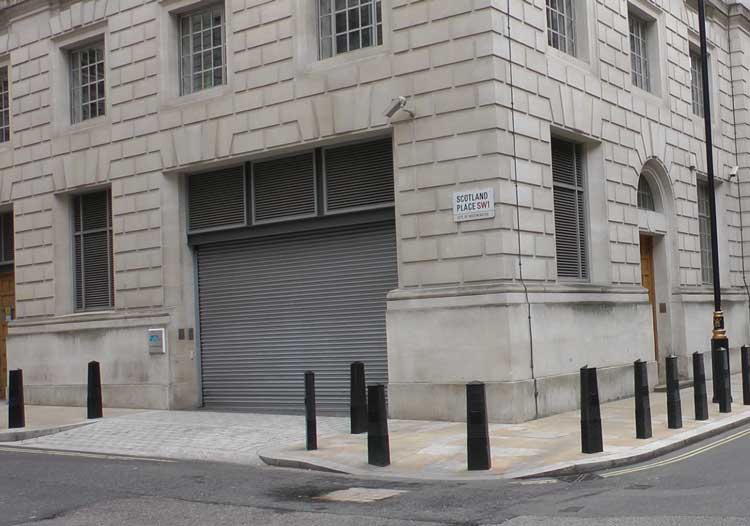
[637,160,677,383]
[638,176,659,359]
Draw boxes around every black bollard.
[666,355,682,429]
[367,384,390,467]
[633,360,652,439]
[580,366,603,454]
[742,346,750,406]
[350,362,367,435]
[304,371,317,451]
[466,382,491,471]
[8,369,25,429]
[693,352,709,421]
[87,361,103,419]
[717,348,732,413]
[711,337,732,403]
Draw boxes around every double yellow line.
[602,427,750,478]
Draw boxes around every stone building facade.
[1,0,750,422]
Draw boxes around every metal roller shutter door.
[197,220,397,413]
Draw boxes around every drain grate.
[314,488,408,503]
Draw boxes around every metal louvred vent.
[551,139,583,187]
[324,138,394,212]
[551,139,587,280]
[188,166,246,233]
[74,190,113,310]
[253,153,316,223]
[0,212,13,263]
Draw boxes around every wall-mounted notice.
[452,188,495,222]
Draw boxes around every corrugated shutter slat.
[197,221,397,414]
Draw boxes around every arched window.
[637,176,656,211]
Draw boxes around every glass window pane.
[321,15,332,36]
[336,34,348,53]
[360,5,371,26]
[349,30,360,51]
[362,26,372,47]
[321,36,332,58]
[335,12,347,33]
[349,7,360,29]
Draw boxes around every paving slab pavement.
[6,375,750,480]
[10,410,350,465]
[259,374,750,480]
[0,405,143,442]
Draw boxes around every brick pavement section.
[12,411,349,466]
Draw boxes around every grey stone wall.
[0,0,749,416]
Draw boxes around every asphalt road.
[2,426,750,525]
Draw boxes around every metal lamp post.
[697,0,729,403]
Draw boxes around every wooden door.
[0,271,15,400]
[639,236,658,360]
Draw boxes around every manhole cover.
[315,488,408,503]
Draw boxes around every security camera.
[384,96,414,119]
[730,165,739,178]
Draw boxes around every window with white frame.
[691,50,705,117]
[69,44,105,124]
[697,179,713,285]
[319,0,383,60]
[0,66,9,143]
[552,138,588,280]
[179,4,226,96]
[73,190,114,310]
[629,13,651,92]
[546,0,576,56]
